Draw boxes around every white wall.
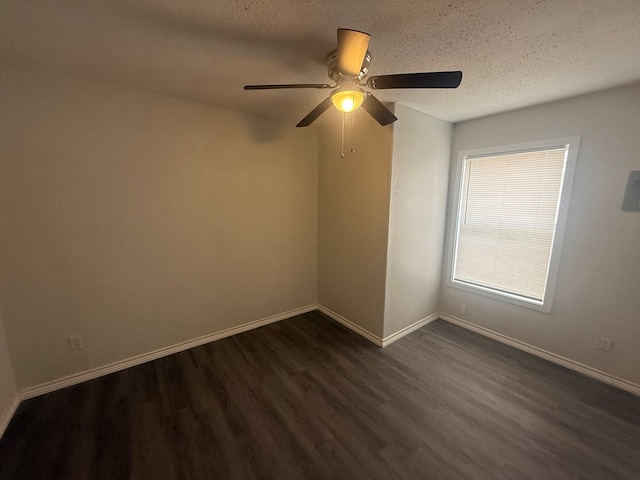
[0,65,318,390]
[0,316,18,437]
[441,82,640,385]
[384,105,452,337]
[317,111,394,338]
[317,105,452,341]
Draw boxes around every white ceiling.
[2,0,640,124]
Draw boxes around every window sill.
[447,279,552,313]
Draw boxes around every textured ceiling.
[1,0,640,124]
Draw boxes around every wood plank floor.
[1,311,639,479]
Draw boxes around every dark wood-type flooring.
[1,311,639,479]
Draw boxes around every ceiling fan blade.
[244,83,334,90]
[336,28,370,77]
[296,97,333,127]
[361,94,398,126]
[367,71,463,89]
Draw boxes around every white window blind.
[453,146,569,303]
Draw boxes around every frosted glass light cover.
[331,90,365,112]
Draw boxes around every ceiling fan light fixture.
[244,28,461,127]
[331,88,365,113]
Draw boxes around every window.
[448,137,580,312]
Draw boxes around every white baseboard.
[0,394,20,439]
[317,304,383,346]
[439,313,640,397]
[317,304,439,348]
[18,305,637,405]
[381,312,439,347]
[19,304,317,400]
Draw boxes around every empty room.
[1,1,639,479]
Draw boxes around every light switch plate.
[621,170,640,211]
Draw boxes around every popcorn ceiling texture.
[1,0,639,123]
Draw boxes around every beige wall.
[441,83,640,385]
[317,111,394,338]
[0,316,17,436]
[0,65,318,389]
[384,106,452,337]
[2,61,638,399]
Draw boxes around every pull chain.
[350,109,356,153]
[341,111,345,158]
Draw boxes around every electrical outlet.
[68,335,83,351]
[459,304,468,315]
[597,336,614,352]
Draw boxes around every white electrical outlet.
[68,335,83,351]
[597,336,614,352]
[459,304,468,315]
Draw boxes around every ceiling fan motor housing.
[325,49,372,82]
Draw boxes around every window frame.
[445,136,580,313]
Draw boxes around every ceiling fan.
[244,28,462,127]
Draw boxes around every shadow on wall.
[243,110,288,143]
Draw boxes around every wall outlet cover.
[597,336,614,352]
[68,335,83,351]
